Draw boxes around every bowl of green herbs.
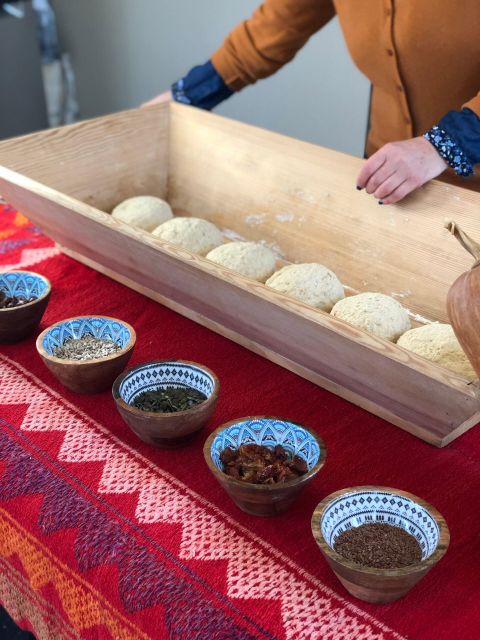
[112,359,220,448]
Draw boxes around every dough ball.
[206,241,277,282]
[152,217,224,256]
[331,292,411,341]
[112,196,173,231]
[397,323,476,380]
[266,263,344,311]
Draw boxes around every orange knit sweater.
[211,1,480,163]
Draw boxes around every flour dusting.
[245,213,267,226]
[275,212,295,223]
[406,309,433,324]
[221,228,248,242]
[259,239,286,259]
[289,188,318,204]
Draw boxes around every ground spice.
[220,443,308,485]
[334,523,422,569]
[132,387,207,413]
[53,334,121,361]
[0,290,36,309]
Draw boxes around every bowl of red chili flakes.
[203,416,326,516]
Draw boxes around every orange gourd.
[445,221,480,378]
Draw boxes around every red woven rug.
[1,202,479,640]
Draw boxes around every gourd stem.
[445,220,480,268]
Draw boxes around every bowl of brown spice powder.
[36,315,136,393]
[204,417,326,516]
[311,486,450,604]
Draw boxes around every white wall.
[52,0,370,156]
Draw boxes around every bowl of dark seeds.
[0,271,51,343]
[36,315,136,393]
[204,417,326,516]
[311,486,450,604]
[112,360,220,448]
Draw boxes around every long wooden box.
[1,103,480,446]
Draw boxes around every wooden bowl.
[36,315,136,394]
[204,416,326,517]
[112,360,220,448]
[311,486,450,604]
[0,271,51,343]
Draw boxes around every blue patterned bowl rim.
[0,270,51,311]
[312,486,450,574]
[37,315,136,362]
[113,359,219,416]
[205,416,326,489]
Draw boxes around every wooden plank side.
[168,103,480,324]
[0,167,473,389]
[0,176,478,446]
[59,246,480,448]
[0,105,170,214]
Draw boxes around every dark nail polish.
[378,200,384,205]
[356,186,362,191]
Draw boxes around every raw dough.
[331,292,411,341]
[266,263,344,311]
[112,196,173,231]
[152,217,224,256]
[397,323,476,380]
[206,241,277,282]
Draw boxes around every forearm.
[357,104,480,206]
[169,0,334,111]
[171,60,233,111]
[211,0,335,90]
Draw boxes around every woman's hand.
[356,136,448,204]
[141,90,173,108]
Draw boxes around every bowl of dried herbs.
[112,359,219,448]
[36,315,136,393]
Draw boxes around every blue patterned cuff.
[424,126,474,177]
[171,60,233,111]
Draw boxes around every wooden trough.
[1,102,479,446]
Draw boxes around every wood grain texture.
[0,106,169,214]
[311,486,450,604]
[169,103,480,324]
[56,247,480,447]
[1,102,480,445]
